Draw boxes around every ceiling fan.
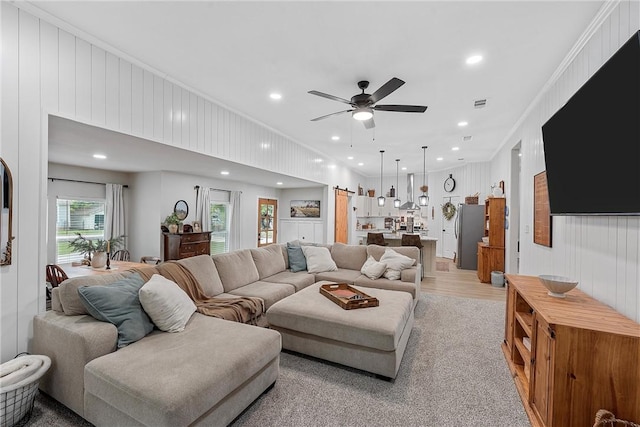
[308,77,427,129]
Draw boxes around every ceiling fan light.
[419,194,429,206]
[378,196,386,207]
[352,107,373,121]
[394,198,401,208]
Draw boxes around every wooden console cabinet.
[503,274,640,427]
[162,231,211,261]
[477,197,505,283]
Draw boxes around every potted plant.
[164,213,180,234]
[68,233,125,268]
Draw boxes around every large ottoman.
[266,281,414,379]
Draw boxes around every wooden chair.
[45,264,69,300]
[401,234,424,278]
[366,232,388,246]
[140,256,161,265]
[111,249,130,261]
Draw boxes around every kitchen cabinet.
[477,197,506,283]
[356,195,398,217]
[503,274,640,427]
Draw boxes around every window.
[209,202,229,255]
[56,198,105,263]
[258,198,277,247]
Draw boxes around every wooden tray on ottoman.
[319,283,379,310]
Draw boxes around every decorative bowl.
[538,275,578,298]
[481,236,489,244]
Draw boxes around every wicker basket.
[465,196,479,205]
[0,354,51,427]
[593,410,640,427]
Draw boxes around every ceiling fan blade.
[310,110,352,121]
[308,90,352,105]
[363,117,375,129]
[369,77,405,103]
[374,104,428,113]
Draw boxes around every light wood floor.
[421,258,507,302]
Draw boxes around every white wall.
[128,171,162,261]
[0,2,364,362]
[493,1,640,321]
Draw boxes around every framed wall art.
[290,200,320,218]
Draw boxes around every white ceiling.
[35,1,603,181]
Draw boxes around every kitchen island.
[356,231,438,278]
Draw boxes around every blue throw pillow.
[287,242,307,272]
[78,273,154,348]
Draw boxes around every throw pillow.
[360,255,387,280]
[139,274,196,333]
[301,245,338,274]
[287,242,307,272]
[380,248,416,281]
[77,273,154,348]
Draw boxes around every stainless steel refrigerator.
[455,204,485,270]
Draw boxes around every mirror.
[1,158,14,266]
[174,200,189,221]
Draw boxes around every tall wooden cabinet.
[503,274,640,427]
[162,231,211,261]
[477,197,505,283]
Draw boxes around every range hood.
[399,173,421,210]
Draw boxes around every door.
[441,196,460,259]
[532,319,554,426]
[258,198,277,247]
[334,189,348,243]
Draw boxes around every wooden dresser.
[162,232,211,261]
[503,274,640,427]
[477,197,505,283]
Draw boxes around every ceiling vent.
[463,135,473,142]
[474,99,487,108]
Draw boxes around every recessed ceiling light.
[331,136,340,141]
[401,167,407,171]
[458,121,468,127]
[269,93,282,100]
[358,162,364,166]
[347,156,354,160]
[327,164,336,169]
[276,182,283,185]
[220,171,230,175]
[452,147,460,151]
[314,158,323,163]
[519,153,522,157]
[260,142,270,149]
[466,55,483,65]
[436,157,443,161]
[93,154,106,159]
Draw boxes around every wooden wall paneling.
[625,219,639,320]
[162,79,172,142]
[118,59,132,133]
[1,2,20,363]
[131,64,144,135]
[142,70,154,138]
[172,84,181,145]
[17,9,42,356]
[204,100,212,154]
[216,105,224,157]
[189,93,198,150]
[40,21,59,113]
[152,75,163,140]
[180,88,189,147]
[618,0,630,37]
[631,0,640,31]
[90,46,106,125]
[58,29,75,116]
[105,52,119,128]
[197,97,205,152]
[75,38,91,121]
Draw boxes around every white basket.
[0,354,51,427]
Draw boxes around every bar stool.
[366,232,388,246]
[401,234,424,278]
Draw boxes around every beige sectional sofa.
[33,242,420,426]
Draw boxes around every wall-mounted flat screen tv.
[542,30,639,215]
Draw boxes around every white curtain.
[105,183,125,244]
[229,190,242,251]
[195,185,211,232]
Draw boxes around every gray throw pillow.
[287,242,307,272]
[78,273,154,348]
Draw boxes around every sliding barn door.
[334,189,348,243]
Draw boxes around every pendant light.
[377,150,386,207]
[419,146,429,206]
[394,159,401,208]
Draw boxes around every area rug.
[436,261,450,272]
[29,294,529,427]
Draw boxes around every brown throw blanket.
[131,262,265,325]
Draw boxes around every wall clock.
[444,174,456,193]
